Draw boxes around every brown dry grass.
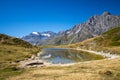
[0,44,39,80]
[7,57,120,80]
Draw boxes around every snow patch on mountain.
[32,32,39,35]
[41,33,51,37]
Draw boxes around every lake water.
[39,48,104,64]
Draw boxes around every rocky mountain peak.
[102,12,111,16]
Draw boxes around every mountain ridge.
[21,12,120,45]
[47,12,120,45]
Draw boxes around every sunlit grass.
[7,58,120,80]
[0,44,39,80]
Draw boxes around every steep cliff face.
[48,12,120,45]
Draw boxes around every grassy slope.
[7,58,120,80]
[7,27,120,80]
[65,27,120,55]
[0,34,39,80]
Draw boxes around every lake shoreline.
[18,48,120,68]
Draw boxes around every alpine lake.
[38,48,104,64]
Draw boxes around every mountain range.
[22,12,120,45]
[22,31,56,45]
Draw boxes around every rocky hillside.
[67,27,120,55]
[82,27,120,47]
[47,12,120,45]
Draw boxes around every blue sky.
[0,0,120,37]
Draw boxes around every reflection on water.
[39,48,104,64]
